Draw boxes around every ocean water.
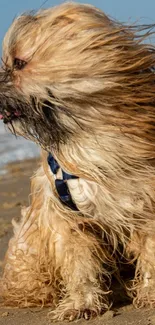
[0,121,40,171]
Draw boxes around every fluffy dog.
[1,1,155,321]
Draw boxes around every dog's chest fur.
[43,150,144,233]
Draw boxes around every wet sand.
[0,158,155,325]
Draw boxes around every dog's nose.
[0,69,12,87]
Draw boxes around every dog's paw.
[48,308,97,322]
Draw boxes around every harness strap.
[47,153,79,211]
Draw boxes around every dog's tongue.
[14,111,21,117]
[0,111,21,120]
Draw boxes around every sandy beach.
[1,158,155,325]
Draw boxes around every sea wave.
[0,121,40,170]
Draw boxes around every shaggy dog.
[1,2,155,321]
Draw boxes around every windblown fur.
[1,2,155,321]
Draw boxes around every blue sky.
[0,0,155,51]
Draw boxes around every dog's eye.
[13,58,27,70]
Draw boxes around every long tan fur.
[1,2,155,321]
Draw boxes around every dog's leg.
[49,225,109,321]
[129,230,155,308]
[0,166,56,306]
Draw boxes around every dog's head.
[0,2,155,151]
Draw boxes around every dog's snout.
[0,69,13,88]
[0,69,14,114]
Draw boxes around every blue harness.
[47,153,79,211]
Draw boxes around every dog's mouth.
[0,109,24,124]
